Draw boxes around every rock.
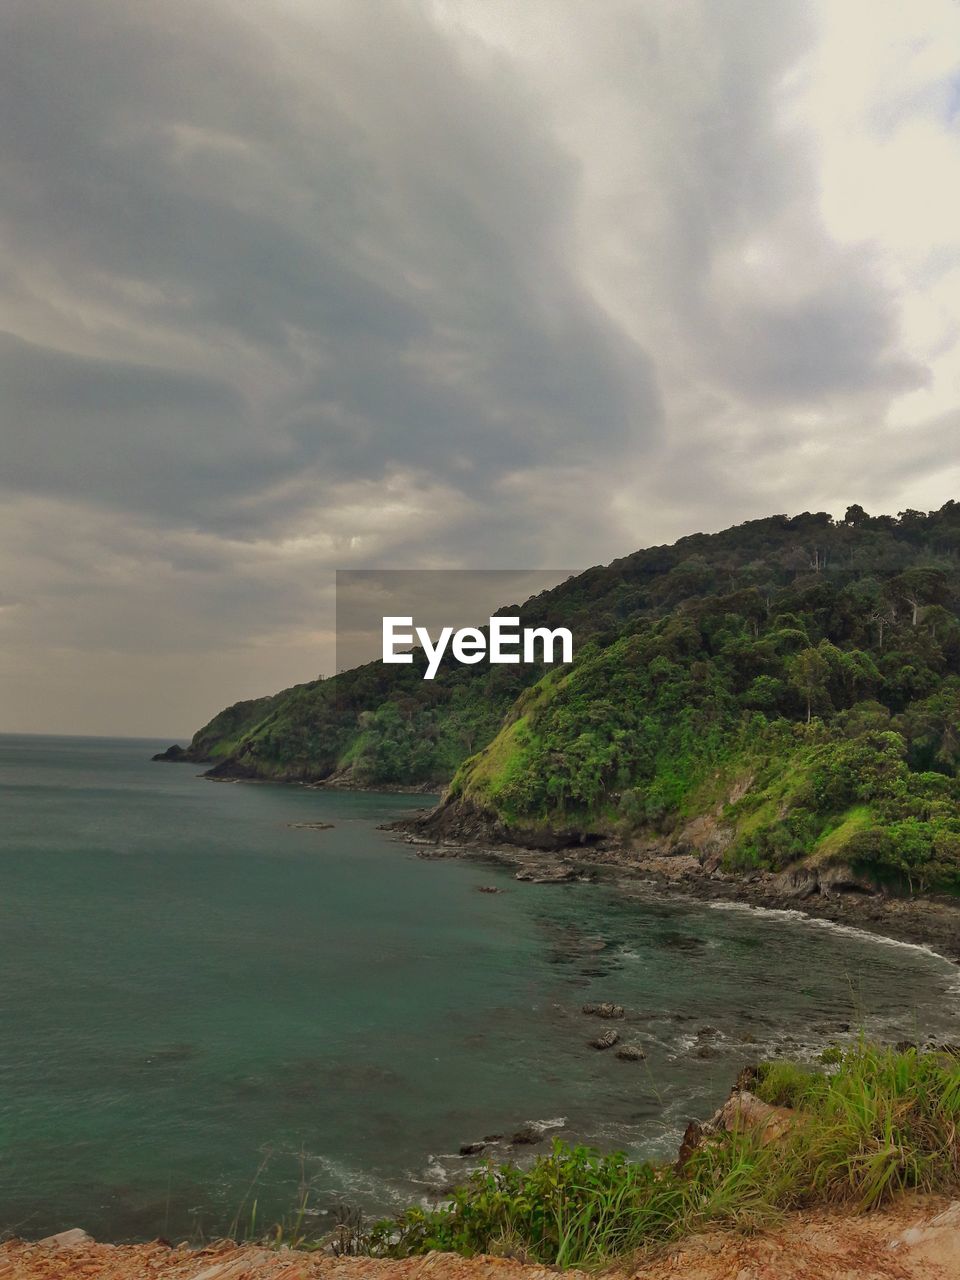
[590,1029,620,1050]
[660,932,706,952]
[615,1043,646,1061]
[582,1002,625,1019]
[286,821,334,830]
[151,744,189,762]
[37,1229,93,1249]
[927,1041,960,1057]
[709,1090,796,1144]
[890,1200,960,1270]
[695,1045,718,1059]
[511,1123,544,1145]
[775,867,820,899]
[482,1133,503,1143]
[675,1120,704,1172]
[818,863,877,896]
[671,813,736,872]
[475,885,503,894]
[775,863,878,900]
[697,1026,719,1038]
[735,1065,761,1090]
[677,1088,797,1173]
[459,1141,487,1156]
[515,863,579,884]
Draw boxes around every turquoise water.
[1,734,958,1241]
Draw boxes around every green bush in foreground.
[362,1043,960,1268]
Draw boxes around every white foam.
[295,1152,409,1206]
[529,1116,567,1131]
[702,897,959,972]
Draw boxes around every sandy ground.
[3,1198,960,1280]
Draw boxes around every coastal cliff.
[162,503,960,899]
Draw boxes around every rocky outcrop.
[511,1122,545,1145]
[615,1043,646,1061]
[676,1083,798,1172]
[515,862,581,883]
[775,862,879,899]
[582,1002,625,1019]
[399,793,605,851]
[670,811,737,872]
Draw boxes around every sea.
[1,733,958,1240]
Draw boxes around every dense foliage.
[179,503,960,889]
[447,504,960,890]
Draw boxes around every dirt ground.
[3,1197,960,1280]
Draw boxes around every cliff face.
[160,504,960,894]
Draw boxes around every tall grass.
[358,1042,960,1267]
[752,1040,960,1209]
[367,1146,687,1269]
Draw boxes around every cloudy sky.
[1,0,959,736]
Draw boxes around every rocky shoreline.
[152,752,960,965]
[389,817,960,964]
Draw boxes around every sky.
[1,0,959,737]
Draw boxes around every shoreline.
[184,757,960,962]
[161,760,960,963]
[389,824,960,966]
[175,761,960,965]
[162,761,960,968]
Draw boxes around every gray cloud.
[0,0,656,538]
[0,0,953,733]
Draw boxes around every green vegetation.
[175,503,960,891]
[356,1043,960,1268]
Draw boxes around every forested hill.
[161,503,960,892]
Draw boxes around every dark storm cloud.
[0,331,272,514]
[0,0,656,534]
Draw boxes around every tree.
[892,568,949,628]
[789,646,831,723]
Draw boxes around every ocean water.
[1,734,958,1241]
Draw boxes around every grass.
[810,805,876,865]
[341,1042,960,1268]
